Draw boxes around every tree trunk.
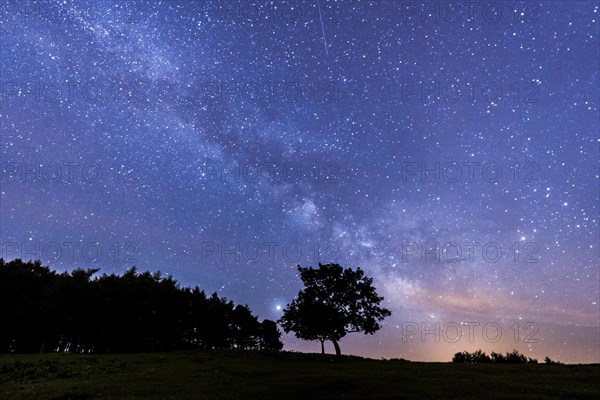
[320,339,325,354]
[332,339,341,356]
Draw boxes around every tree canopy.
[278,263,391,356]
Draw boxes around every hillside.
[1,350,598,400]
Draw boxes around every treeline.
[452,349,561,364]
[0,259,283,354]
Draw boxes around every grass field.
[0,350,598,400]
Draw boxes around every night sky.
[1,0,598,363]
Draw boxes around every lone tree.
[278,263,391,356]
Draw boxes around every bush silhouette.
[452,349,545,364]
[544,356,562,365]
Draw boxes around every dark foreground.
[0,350,598,400]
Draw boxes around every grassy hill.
[1,350,598,400]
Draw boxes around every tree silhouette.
[506,349,528,364]
[471,349,491,363]
[258,320,284,351]
[278,263,391,356]
[451,351,470,363]
[232,305,261,350]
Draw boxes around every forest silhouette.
[0,259,283,354]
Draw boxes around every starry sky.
[0,0,598,363]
